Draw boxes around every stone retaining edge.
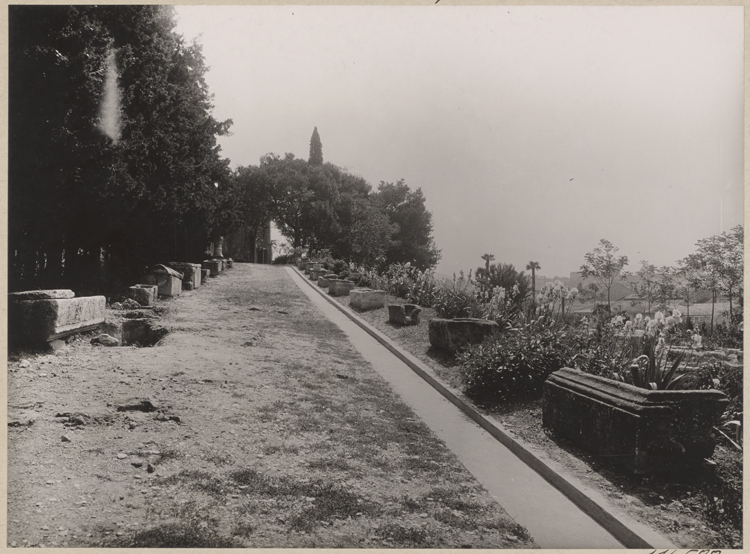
[289,266,674,549]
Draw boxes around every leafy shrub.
[327,258,349,274]
[406,270,438,307]
[384,263,417,298]
[358,268,390,291]
[272,253,295,265]
[432,271,482,319]
[702,321,743,350]
[457,316,574,400]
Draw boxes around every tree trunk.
[710,290,716,333]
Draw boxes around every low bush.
[272,253,295,265]
[457,316,574,401]
[406,270,438,308]
[433,271,482,319]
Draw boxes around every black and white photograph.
[7,3,744,549]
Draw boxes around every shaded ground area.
[332,290,742,549]
[7,264,534,548]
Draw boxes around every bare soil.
[332,290,743,549]
[7,264,535,549]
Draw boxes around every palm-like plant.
[613,335,695,390]
[526,261,541,305]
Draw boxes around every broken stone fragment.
[8,410,39,427]
[115,398,159,413]
[91,334,120,347]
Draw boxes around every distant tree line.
[231,129,441,271]
[9,6,441,295]
[9,5,233,294]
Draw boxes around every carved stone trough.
[167,262,201,290]
[203,259,222,277]
[350,289,386,311]
[543,367,729,474]
[143,265,183,297]
[328,279,355,297]
[127,284,158,306]
[9,290,106,349]
[428,317,499,352]
[318,274,338,288]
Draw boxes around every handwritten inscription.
[649,550,721,554]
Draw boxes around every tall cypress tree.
[308,126,323,165]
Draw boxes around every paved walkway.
[288,267,626,549]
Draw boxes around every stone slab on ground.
[543,368,729,474]
[127,285,158,306]
[9,295,107,345]
[350,289,386,311]
[167,262,202,290]
[428,317,499,352]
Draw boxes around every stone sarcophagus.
[203,259,222,277]
[167,262,201,290]
[543,368,729,474]
[428,318,499,352]
[9,290,106,347]
[318,274,338,288]
[350,289,386,311]
[328,279,355,297]
[127,284,158,306]
[309,268,327,280]
[143,265,184,297]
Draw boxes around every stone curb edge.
[289,266,674,549]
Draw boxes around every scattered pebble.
[117,453,128,460]
[61,435,71,443]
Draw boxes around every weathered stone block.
[328,279,355,297]
[201,268,209,284]
[226,258,234,269]
[8,290,75,301]
[128,284,158,306]
[405,304,421,325]
[167,262,201,290]
[350,289,386,311]
[203,260,222,277]
[143,265,183,297]
[9,295,106,345]
[428,318,499,352]
[543,368,728,474]
[309,268,328,280]
[387,304,421,325]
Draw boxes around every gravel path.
[8,263,535,548]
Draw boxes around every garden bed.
[331,293,743,549]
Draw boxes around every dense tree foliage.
[371,180,441,270]
[232,156,439,271]
[308,126,323,166]
[9,5,232,293]
[579,239,629,312]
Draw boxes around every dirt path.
[8,264,535,548]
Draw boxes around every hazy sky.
[174,6,743,278]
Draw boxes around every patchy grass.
[111,524,241,548]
